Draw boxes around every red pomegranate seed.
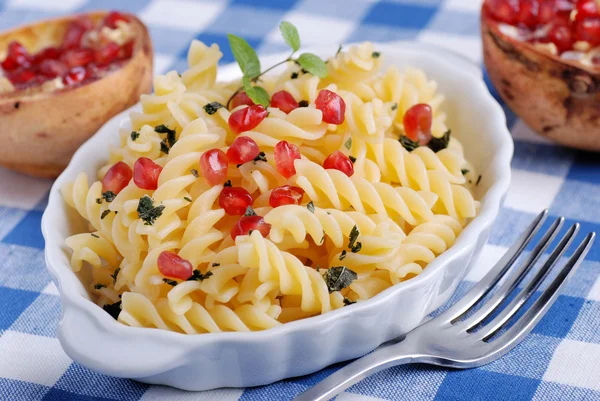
[120,40,134,60]
[487,0,521,24]
[231,215,271,240]
[33,47,62,65]
[61,48,94,69]
[157,251,193,280]
[270,90,299,114]
[403,103,433,145]
[229,91,255,110]
[63,16,94,50]
[315,89,346,124]
[219,186,254,215]
[575,17,600,44]
[516,0,540,28]
[576,0,600,20]
[269,185,305,208]
[102,11,130,29]
[226,136,260,164]
[7,68,35,85]
[228,105,268,134]
[199,149,229,186]
[38,59,69,78]
[102,161,132,194]
[1,41,31,71]
[133,157,163,190]
[63,66,88,85]
[274,140,301,178]
[548,24,575,52]
[323,151,354,177]
[538,0,556,23]
[95,42,121,66]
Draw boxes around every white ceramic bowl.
[41,42,513,391]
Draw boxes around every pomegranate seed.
[1,41,31,71]
[270,90,299,114]
[63,66,88,85]
[231,215,271,240]
[219,186,254,215]
[538,0,556,23]
[102,11,130,29]
[38,59,69,78]
[323,151,354,177]
[120,40,134,60]
[133,157,163,190]
[102,161,132,194]
[63,16,94,50]
[487,0,521,24]
[6,69,36,85]
[315,89,346,124]
[269,185,305,208]
[228,105,268,134]
[95,42,121,66]
[548,23,575,52]
[61,48,94,69]
[157,251,193,280]
[229,91,255,110]
[403,103,433,145]
[199,149,229,186]
[516,0,540,28]
[576,0,600,20]
[274,140,301,178]
[226,136,260,164]
[575,17,600,44]
[33,47,62,65]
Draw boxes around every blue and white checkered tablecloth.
[1,0,599,400]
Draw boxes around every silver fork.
[294,210,595,401]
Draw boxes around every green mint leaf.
[279,21,300,52]
[323,266,357,293]
[137,195,165,226]
[296,53,327,78]
[242,76,270,107]
[228,34,261,79]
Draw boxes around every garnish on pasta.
[62,22,479,333]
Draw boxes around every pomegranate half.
[482,1,600,151]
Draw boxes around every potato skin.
[481,7,600,151]
[0,12,153,178]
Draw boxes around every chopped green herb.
[291,71,299,79]
[336,44,343,56]
[316,264,321,272]
[212,263,220,267]
[130,131,140,141]
[476,175,482,186]
[321,231,325,244]
[154,124,175,135]
[348,225,360,249]
[298,100,309,107]
[163,278,178,286]
[343,297,356,306]
[428,130,451,152]
[91,233,100,238]
[111,267,121,285]
[177,72,182,77]
[184,197,192,202]
[391,103,398,111]
[190,169,199,178]
[253,151,267,164]
[339,250,347,260]
[102,191,116,203]
[351,241,362,253]
[137,195,165,226]
[188,269,214,281]
[244,206,257,216]
[344,137,352,150]
[156,125,177,152]
[323,266,357,293]
[307,201,315,213]
[248,229,254,236]
[203,102,224,115]
[96,198,102,204]
[160,141,170,154]
[399,135,419,152]
[372,51,381,59]
[461,169,470,175]
[94,283,106,290]
[349,155,357,163]
[100,210,112,220]
[103,300,121,320]
[224,180,232,187]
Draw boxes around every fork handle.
[293,339,422,401]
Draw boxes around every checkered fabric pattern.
[0,0,599,400]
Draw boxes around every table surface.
[1,0,600,400]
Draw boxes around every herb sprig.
[226,21,328,108]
